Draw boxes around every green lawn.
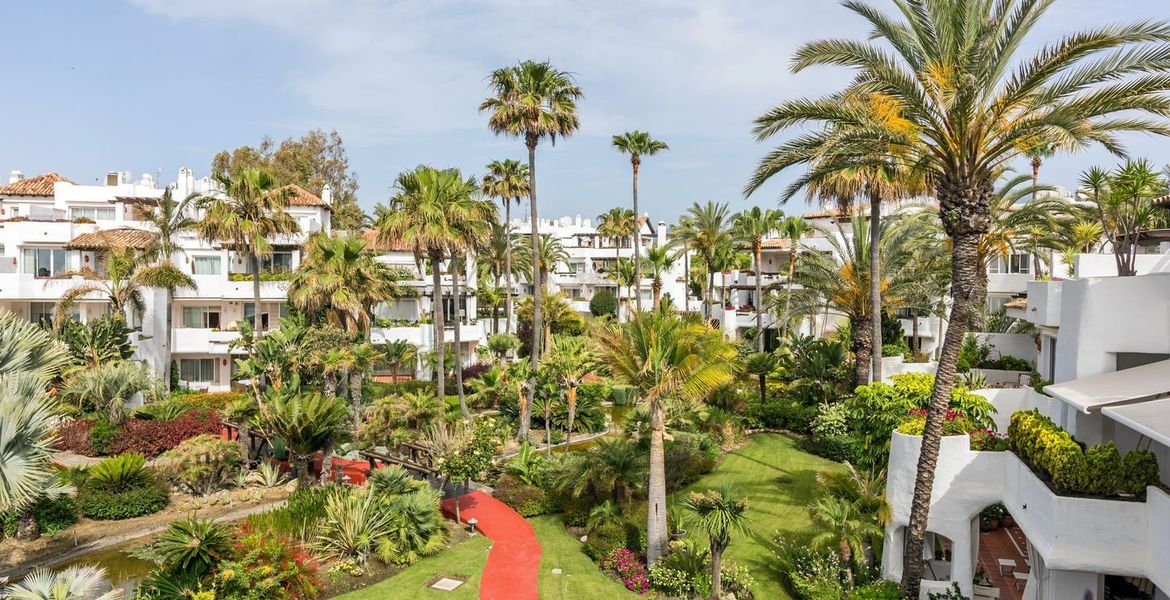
[669,433,841,600]
[530,515,643,600]
[334,534,492,600]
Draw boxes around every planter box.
[973,368,1031,388]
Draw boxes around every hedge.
[1009,410,1161,496]
[79,479,169,520]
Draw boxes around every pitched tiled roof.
[65,228,158,251]
[274,184,330,208]
[1003,298,1028,309]
[362,228,416,253]
[0,173,74,196]
[760,238,793,250]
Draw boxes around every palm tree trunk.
[783,249,797,336]
[545,406,553,455]
[615,244,622,320]
[15,510,39,541]
[632,161,642,313]
[912,314,920,355]
[296,454,312,490]
[707,267,715,322]
[901,233,981,599]
[842,540,855,591]
[683,252,690,313]
[971,266,989,330]
[505,200,513,335]
[251,252,263,335]
[524,140,540,440]
[319,435,334,485]
[710,543,724,599]
[869,192,883,383]
[652,282,661,311]
[852,316,873,387]
[351,369,364,432]
[754,243,764,353]
[566,385,577,446]
[646,398,668,565]
[324,374,337,399]
[431,250,446,401]
[453,255,468,419]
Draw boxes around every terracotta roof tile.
[362,229,416,253]
[760,238,793,250]
[0,173,74,196]
[1003,298,1028,309]
[273,184,329,208]
[65,228,158,251]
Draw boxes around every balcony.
[171,329,242,354]
[1024,280,1062,328]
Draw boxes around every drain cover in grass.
[431,578,465,591]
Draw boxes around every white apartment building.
[882,260,1170,599]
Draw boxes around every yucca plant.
[313,488,389,565]
[3,565,120,600]
[246,462,288,488]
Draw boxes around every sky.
[0,0,1167,222]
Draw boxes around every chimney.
[322,184,333,205]
[657,220,667,246]
[105,171,120,186]
[8,170,23,184]
[575,214,582,227]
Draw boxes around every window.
[70,207,115,221]
[181,306,221,329]
[567,261,584,274]
[22,248,66,277]
[989,253,1031,274]
[192,256,221,276]
[179,358,215,383]
[248,251,294,273]
[244,303,270,330]
[29,302,58,327]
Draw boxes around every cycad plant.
[748,3,1170,591]
[592,309,738,564]
[259,381,348,489]
[154,517,231,578]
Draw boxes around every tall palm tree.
[477,221,530,334]
[592,309,737,564]
[779,216,811,335]
[669,202,733,322]
[195,169,299,335]
[481,159,530,334]
[643,245,676,310]
[733,207,784,352]
[376,166,492,407]
[143,188,197,263]
[52,245,196,327]
[289,234,406,337]
[481,59,584,435]
[542,335,601,445]
[521,234,569,291]
[681,486,750,599]
[612,131,669,312]
[381,340,418,381]
[749,3,1170,594]
[597,207,637,311]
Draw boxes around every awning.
[1103,397,1170,448]
[1044,359,1170,413]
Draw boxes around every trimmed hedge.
[1009,410,1161,496]
[79,479,169,520]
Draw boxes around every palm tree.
[809,497,883,591]
[143,188,197,263]
[521,234,569,291]
[59,360,160,424]
[259,383,348,490]
[52,245,196,326]
[593,310,737,564]
[681,487,750,599]
[669,202,732,321]
[613,258,638,314]
[553,438,646,506]
[4,565,121,600]
[542,335,601,445]
[481,60,584,436]
[733,207,784,352]
[643,245,676,310]
[1078,160,1169,276]
[612,131,669,312]
[749,3,1170,593]
[778,216,811,335]
[477,221,530,333]
[195,168,300,335]
[0,311,72,379]
[482,159,530,334]
[289,234,406,337]
[376,165,491,405]
[744,351,777,406]
[347,342,377,431]
[597,207,637,311]
[381,340,418,380]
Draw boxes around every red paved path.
[441,490,541,600]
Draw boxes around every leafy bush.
[80,480,169,520]
[648,563,694,598]
[214,527,320,600]
[1,495,77,538]
[880,343,906,358]
[56,419,96,455]
[89,420,119,455]
[896,409,973,436]
[664,433,718,491]
[155,434,245,495]
[175,391,247,413]
[748,395,817,432]
[246,486,334,543]
[494,473,554,517]
[1010,410,1162,496]
[107,412,224,457]
[590,289,619,318]
[776,537,848,600]
[983,354,1032,371]
[134,400,192,421]
[460,362,492,384]
[811,403,849,438]
[600,547,650,594]
[969,429,1009,451]
[610,384,637,406]
[815,434,859,463]
[577,381,612,405]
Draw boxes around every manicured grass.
[669,433,842,600]
[334,534,492,600]
[530,515,643,600]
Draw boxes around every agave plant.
[3,565,120,600]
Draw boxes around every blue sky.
[1,1,1167,221]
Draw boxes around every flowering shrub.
[601,547,650,594]
[648,563,693,597]
[969,429,1009,451]
[215,526,320,600]
[107,411,223,457]
[897,408,973,436]
[175,391,246,413]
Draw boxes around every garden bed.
[0,485,290,577]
